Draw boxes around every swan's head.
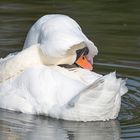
[65,41,98,70]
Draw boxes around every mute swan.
[0,14,127,121]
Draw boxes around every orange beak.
[75,53,93,71]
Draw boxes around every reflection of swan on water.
[0,14,127,121]
[0,109,121,140]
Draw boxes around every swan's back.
[23,14,98,58]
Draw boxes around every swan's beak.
[75,52,93,70]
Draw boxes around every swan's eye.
[83,47,89,55]
[76,47,89,60]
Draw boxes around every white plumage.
[0,14,127,121]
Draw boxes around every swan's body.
[0,14,127,121]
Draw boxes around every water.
[0,0,140,139]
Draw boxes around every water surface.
[0,0,140,139]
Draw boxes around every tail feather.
[60,72,128,121]
[67,77,104,108]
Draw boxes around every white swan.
[0,14,127,121]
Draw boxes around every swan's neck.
[42,51,76,66]
[41,42,86,66]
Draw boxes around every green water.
[0,0,140,139]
